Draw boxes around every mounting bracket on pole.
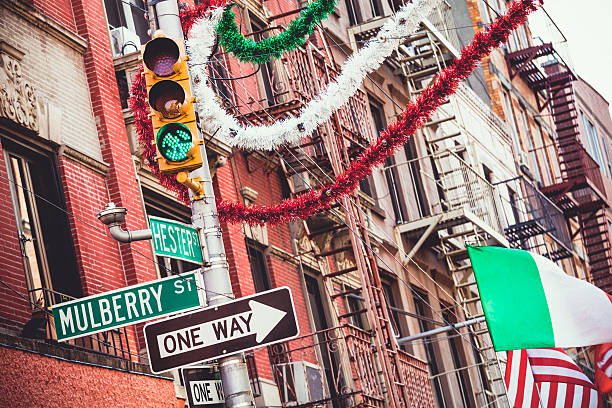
[177,171,205,200]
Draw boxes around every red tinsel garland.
[130,0,540,225]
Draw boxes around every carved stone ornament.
[0,42,38,132]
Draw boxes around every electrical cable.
[204,61,496,366]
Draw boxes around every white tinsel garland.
[187,0,440,151]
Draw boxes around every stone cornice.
[58,145,109,175]
[1,0,88,53]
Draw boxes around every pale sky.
[528,0,612,114]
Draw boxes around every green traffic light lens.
[157,123,193,162]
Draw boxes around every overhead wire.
[203,55,494,365]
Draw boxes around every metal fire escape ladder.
[439,228,509,408]
[399,28,508,407]
[400,30,464,157]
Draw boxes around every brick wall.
[0,4,101,161]
[0,346,175,407]
[32,0,76,32]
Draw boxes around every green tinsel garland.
[216,0,338,64]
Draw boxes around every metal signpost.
[144,286,299,373]
[181,366,225,408]
[52,272,202,341]
[149,216,204,264]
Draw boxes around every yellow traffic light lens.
[143,37,180,77]
[149,80,186,119]
[157,123,193,162]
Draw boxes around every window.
[502,91,521,152]
[4,140,82,308]
[412,289,444,406]
[104,0,149,55]
[442,306,472,407]
[404,141,429,218]
[382,281,403,338]
[520,108,542,182]
[346,293,367,329]
[246,240,271,293]
[143,189,199,277]
[582,113,606,175]
[601,135,612,177]
[370,101,407,221]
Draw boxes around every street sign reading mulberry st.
[149,216,204,264]
[144,286,299,373]
[52,272,202,341]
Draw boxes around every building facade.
[0,0,610,407]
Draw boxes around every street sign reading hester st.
[144,286,299,373]
[149,216,204,264]
[53,271,202,341]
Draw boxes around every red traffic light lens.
[143,37,180,77]
[148,80,186,119]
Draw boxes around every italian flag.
[467,245,612,351]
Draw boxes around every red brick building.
[1,0,609,407]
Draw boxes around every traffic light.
[141,31,202,174]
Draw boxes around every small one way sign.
[144,286,299,373]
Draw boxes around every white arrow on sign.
[157,300,287,358]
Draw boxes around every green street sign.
[52,271,202,341]
[149,216,204,264]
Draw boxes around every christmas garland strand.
[130,0,540,223]
[216,0,337,64]
[215,0,541,224]
[188,0,442,151]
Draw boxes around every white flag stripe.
[530,366,592,383]
[555,383,566,408]
[523,356,535,408]
[589,389,598,408]
[600,347,612,366]
[573,385,583,407]
[506,350,521,405]
[526,348,571,359]
[539,382,550,406]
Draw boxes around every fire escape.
[231,22,434,407]
[350,3,510,407]
[506,44,612,291]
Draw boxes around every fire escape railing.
[268,324,430,408]
[495,176,572,260]
[395,150,506,235]
[26,287,135,360]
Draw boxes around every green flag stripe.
[466,245,555,351]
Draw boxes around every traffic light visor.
[149,80,186,119]
[143,37,180,77]
[157,123,194,162]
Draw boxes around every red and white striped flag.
[595,343,612,394]
[505,348,602,407]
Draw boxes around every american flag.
[505,348,602,407]
[595,343,612,394]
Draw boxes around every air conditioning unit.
[275,361,326,405]
[110,26,141,57]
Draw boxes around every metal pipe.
[107,225,152,243]
[97,202,152,243]
[397,316,486,345]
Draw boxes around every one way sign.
[144,286,299,373]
